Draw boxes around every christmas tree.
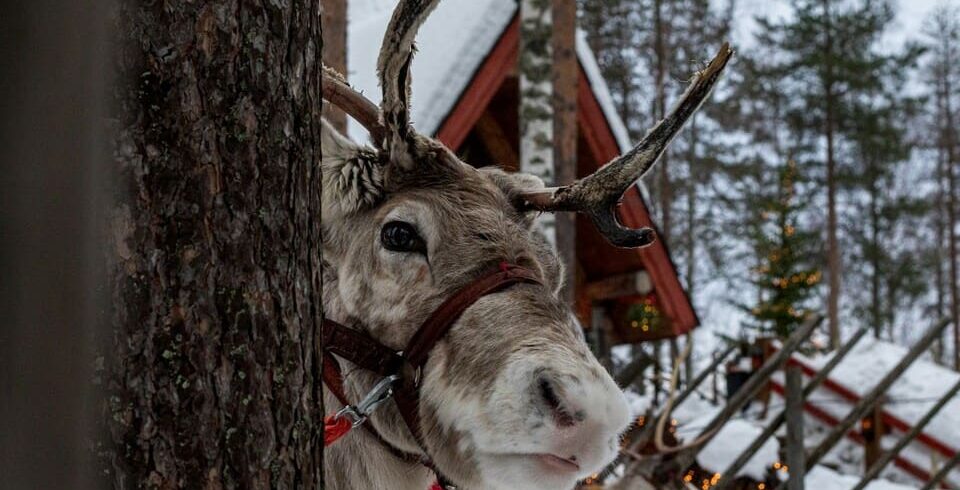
[746,160,821,339]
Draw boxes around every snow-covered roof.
[346,0,632,153]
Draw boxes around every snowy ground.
[794,337,960,487]
[642,336,960,489]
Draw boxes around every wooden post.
[321,0,348,132]
[615,351,655,388]
[773,318,953,490]
[757,336,775,418]
[785,365,806,490]
[584,271,653,300]
[853,378,960,490]
[552,0,577,306]
[715,326,871,490]
[861,397,886,471]
[669,339,681,388]
[591,306,613,372]
[712,350,720,404]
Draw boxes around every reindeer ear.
[322,119,385,220]
[480,167,547,230]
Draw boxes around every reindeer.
[320,2,732,489]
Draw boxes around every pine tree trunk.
[685,118,698,384]
[937,28,960,370]
[520,0,557,247]
[869,177,882,338]
[104,1,325,487]
[942,52,960,371]
[686,118,698,300]
[822,0,842,350]
[934,134,948,363]
[654,0,672,245]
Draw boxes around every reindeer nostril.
[538,378,561,410]
[538,376,576,427]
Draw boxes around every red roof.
[433,16,698,337]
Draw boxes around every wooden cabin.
[326,0,698,348]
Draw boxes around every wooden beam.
[584,271,653,301]
[474,111,518,169]
[785,365,806,490]
[437,16,518,149]
[861,397,886,472]
[321,0,347,132]
[553,0,577,306]
[591,306,613,373]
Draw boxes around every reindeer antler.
[377,0,442,168]
[321,0,441,154]
[322,66,385,142]
[321,1,732,249]
[653,341,721,455]
[520,43,734,248]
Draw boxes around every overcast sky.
[733,0,946,49]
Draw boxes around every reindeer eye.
[380,221,426,253]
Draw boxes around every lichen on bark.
[103,1,325,488]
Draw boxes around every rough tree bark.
[104,1,325,487]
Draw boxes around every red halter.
[322,262,542,488]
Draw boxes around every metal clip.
[335,374,400,427]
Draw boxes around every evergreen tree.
[924,4,960,368]
[845,56,927,339]
[745,161,822,339]
[753,0,912,347]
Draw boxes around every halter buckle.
[335,374,400,427]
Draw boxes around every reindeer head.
[321,2,731,489]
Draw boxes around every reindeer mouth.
[532,453,580,473]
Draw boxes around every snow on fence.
[598,318,960,490]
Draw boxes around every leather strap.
[403,263,541,368]
[394,263,541,446]
[322,319,404,376]
[322,263,543,488]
